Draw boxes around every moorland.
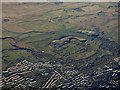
[2,2,119,89]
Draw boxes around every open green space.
[2,2,119,89]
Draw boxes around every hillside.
[2,2,119,89]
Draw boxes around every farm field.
[2,2,119,89]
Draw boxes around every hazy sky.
[1,0,120,2]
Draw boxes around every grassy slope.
[2,2,118,66]
[2,3,118,88]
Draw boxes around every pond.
[3,19,9,21]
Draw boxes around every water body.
[69,37,87,43]
[3,19,9,22]
[1,37,15,40]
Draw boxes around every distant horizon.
[1,0,120,2]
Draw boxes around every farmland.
[2,2,119,89]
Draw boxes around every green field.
[2,2,119,89]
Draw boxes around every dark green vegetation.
[2,2,119,89]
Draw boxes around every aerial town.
[2,2,119,89]
[1,57,120,89]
